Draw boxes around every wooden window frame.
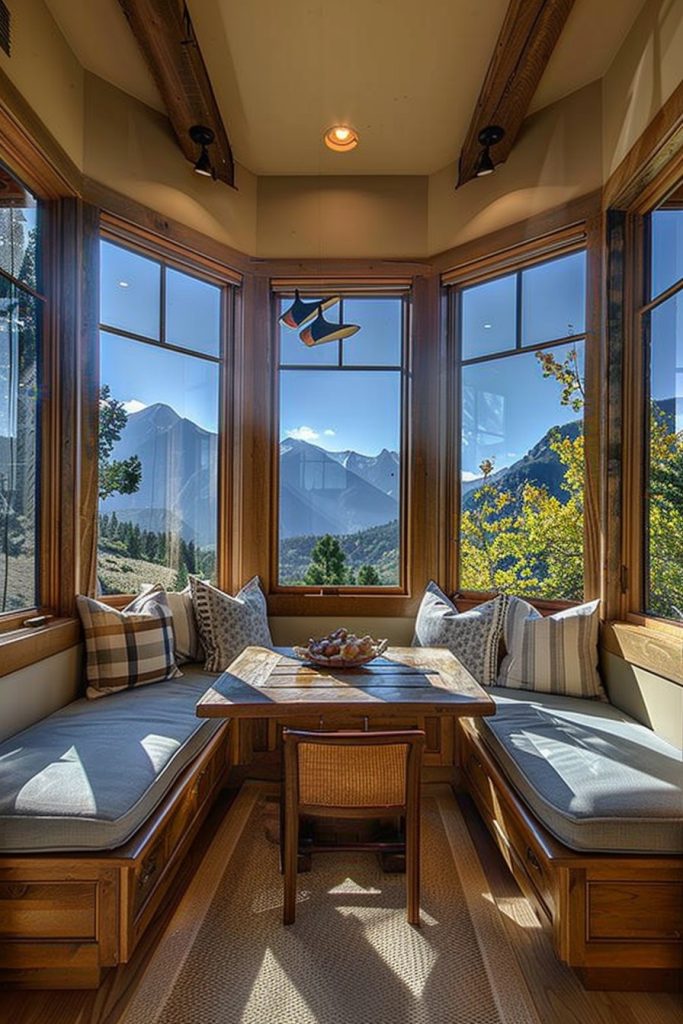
[617,180,683,633]
[269,284,411,599]
[95,222,240,600]
[442,226,602,612]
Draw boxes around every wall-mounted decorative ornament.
[300,305,360,348]
[279,290,339,329]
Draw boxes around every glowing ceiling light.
[324,125,359,152]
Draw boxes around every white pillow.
[498,596,605,699]
[413,581,507,686]
[165,587,205,664]
[190,576,273,673]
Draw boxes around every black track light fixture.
[189,124,216,179]
[475,125,505,177]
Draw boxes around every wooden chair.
[282,728,425,926]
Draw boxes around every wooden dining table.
[196,644,496,722]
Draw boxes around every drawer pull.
[526,847,541,872]
[138,856,158,890]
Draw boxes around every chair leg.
[406,812,420,926]
[283,810,299,925]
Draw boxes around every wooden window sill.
[600,620,683,686]
[0,618,81,678]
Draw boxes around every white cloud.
[323,428,336,437]
[506,451,518,459]
[122,399,147,415]
[461,470,480,482]
[286,425,319,442]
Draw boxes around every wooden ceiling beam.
[117,0,235,187]
[457,0,575,188]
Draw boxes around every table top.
[196,646,496,720]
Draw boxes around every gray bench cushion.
[0,666,223,853]
[476,689,683,854]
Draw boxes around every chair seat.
[475,689,683,854]
[0,665,222,853]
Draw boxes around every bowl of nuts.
[293,628,388,668]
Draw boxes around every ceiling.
[46,0,646,176]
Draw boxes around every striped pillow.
[190,576,272,673]
[166,587,204,664]
[77,587,181,700]
[498,597,604,699]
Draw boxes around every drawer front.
[588,882,683,941]
[462,736,496,819]
[0,881,96,939]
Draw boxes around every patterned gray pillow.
[190,576,273,673]
[413,581,507,686]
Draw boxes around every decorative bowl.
[293,631,388,669]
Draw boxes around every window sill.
[267,591,419,617]
[601,620,683,686]
[0,618,81,679]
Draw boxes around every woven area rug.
[122,782,540,1024]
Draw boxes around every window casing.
[639,196,683,623]
[0,165,42,616]
[97,236,231,597]
[449,248,588,602]
[273,290,409,594]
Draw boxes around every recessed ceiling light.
[118,281,129,288]
[483,322,492,329]
[324,125,359,152]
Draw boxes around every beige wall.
[83,74,258,256]
[602,0,683,181]
[0,0,84,167]
[0,646,82,742]
[256,175,428,259]
[427,81,603,256]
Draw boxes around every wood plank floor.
[1,782,681,1024]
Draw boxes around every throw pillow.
[190,576,273,673]
[166,586,205,664]
[77,586,181,700]
[498,596,604,698]
[413,581,507,686]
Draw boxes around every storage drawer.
[133,835,166,917]
[0,881,96,939]
[588,882,683,941]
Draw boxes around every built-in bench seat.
[472,688,683,855]
[0,666,222,853]
[0,663,231,989]
[459,689,683,992]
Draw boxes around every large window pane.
[645,290,683,620]
[98,333,219,595]
[166,268,221,356]
[461,273,516,360]
[100,241,161,340]
[0,165,38,291]
[342,297,402,365]
[0,279,39,611]
[522,251,586,345]
[279,368,401,586]
[651,210,683,300]
[460,341,585,600]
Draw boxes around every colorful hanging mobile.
[279,289,360,347]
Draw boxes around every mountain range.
[101,401,590,547]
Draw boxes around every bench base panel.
[458,719,683,992]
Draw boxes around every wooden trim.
[116,0,234,187]
[582,213,604,603]
[435,190,601,277]
[457,0,575,188]
[601,621,683,685]
[0,68,81,200]
[78,203,102,598]
[271,277,413,294]
[0,618,80,678]
[603,80,683,211]
[84,179,247,277]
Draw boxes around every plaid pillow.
[77,586,181,699]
